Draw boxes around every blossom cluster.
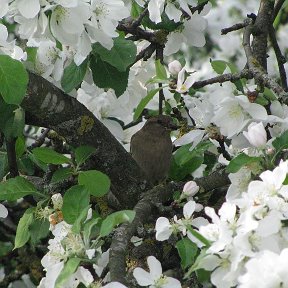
[0,0,208,81]
[155,161,288,287]
[38,193,126,288]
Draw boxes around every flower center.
[94,2,109,18]
[155,275,168,287]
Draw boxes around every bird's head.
[144,115,178,132]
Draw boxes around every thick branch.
[251,0,275,70]
[110,170,230,284]
[22,72,151,209]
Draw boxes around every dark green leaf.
[169,142,212,181]
[61,59,88,93]
[169,155,203,181]
[93,37,136,72]
[78,170,110,197]
[100,210,135,237]
[142,12,181,32]
[29,218,50,245]
[14,207,35,249]
[0,55,28,105]
[196,269,211,283]
[0,152,8,180]
[51,167,73,184]
[62,185,90,224]
[32,147,71,165]
[75,145,96,166]
[15,136,26,157]
[90,53,129,97]
[0,99,25,139]
[18,155,35,176]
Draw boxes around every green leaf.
[15,136,26,157]
[4,107,25,139]
[211,60,227,74]
[28,152,48,172]
[210,59,244,92]
[0,55,28,105]
[26,47,37,63]
[272,130,288,152]
[169,141,212,181]
[90,53,129,97]
[155,59,167,80]
[169,155,203,181]
[14,207,35,249]
[131,1,143,18]
[176,238,198,269]
[0,176,39,201]
[55,258,81,288]
[195,269,211,283]
[226,153,262,173]
[75,145,96,166]
[18,155,35,176]
[0,152,8,180]
[100,210,135,237]
[32,147,71,165]
[133,87,164,120]
[0,241,13,257]
[71,205,91,234]
[51,167,74,184]
[0,99,25,139]
[93,37,137,72]
[83,216,101,243]
[62,185,90,224]
[78,170,110,197]
[29,218,50,245]
[142,12,181,32]
[263,87,277,101]
[61,59,88,93]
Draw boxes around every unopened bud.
[168,60,182,75]
[243,122,267,148]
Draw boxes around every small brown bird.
[130,115,178,185]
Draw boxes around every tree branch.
[22,72,152,209]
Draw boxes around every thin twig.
[269,25,288,91]
[273,0,286,20]
[192,69,253,89]
[221,18,252,35]
[6,138,19,178]
[30,128,50,149]
[156,46,165,114]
